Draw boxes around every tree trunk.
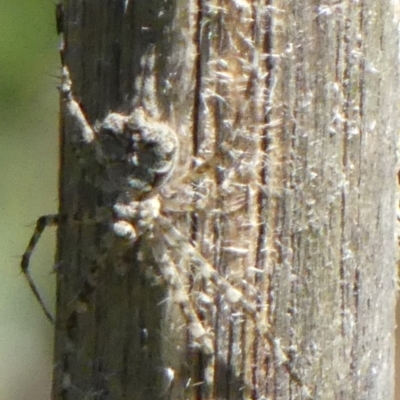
[52,1,399,399]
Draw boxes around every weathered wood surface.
[52,1,399,399]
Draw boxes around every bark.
[53,1,399,399]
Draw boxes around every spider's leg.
[21,214,60,323]
[152,240,214,355]
[158,217,257,317]
[60,66,96,145]
[159,217,308,389]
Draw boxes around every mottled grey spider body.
[21,64,308,389]
[22,66,220,353]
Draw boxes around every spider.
[20,64,258,354]
[20,61,306,391]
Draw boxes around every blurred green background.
[0,1,58,399]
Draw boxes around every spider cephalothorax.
[62,68,179,200]
[94,108,179,198]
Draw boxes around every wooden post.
[51,1,399,399]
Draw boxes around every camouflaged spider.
[20,66,308,391]
[20,66,260,355]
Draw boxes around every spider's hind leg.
[159,218,310,391]
[151,238,214,356]
[158,216,258,316]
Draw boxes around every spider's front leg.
[21,214,60,323]
[20,70,100,323]
[60,67,96,146]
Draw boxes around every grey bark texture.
[53,1,399,399]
